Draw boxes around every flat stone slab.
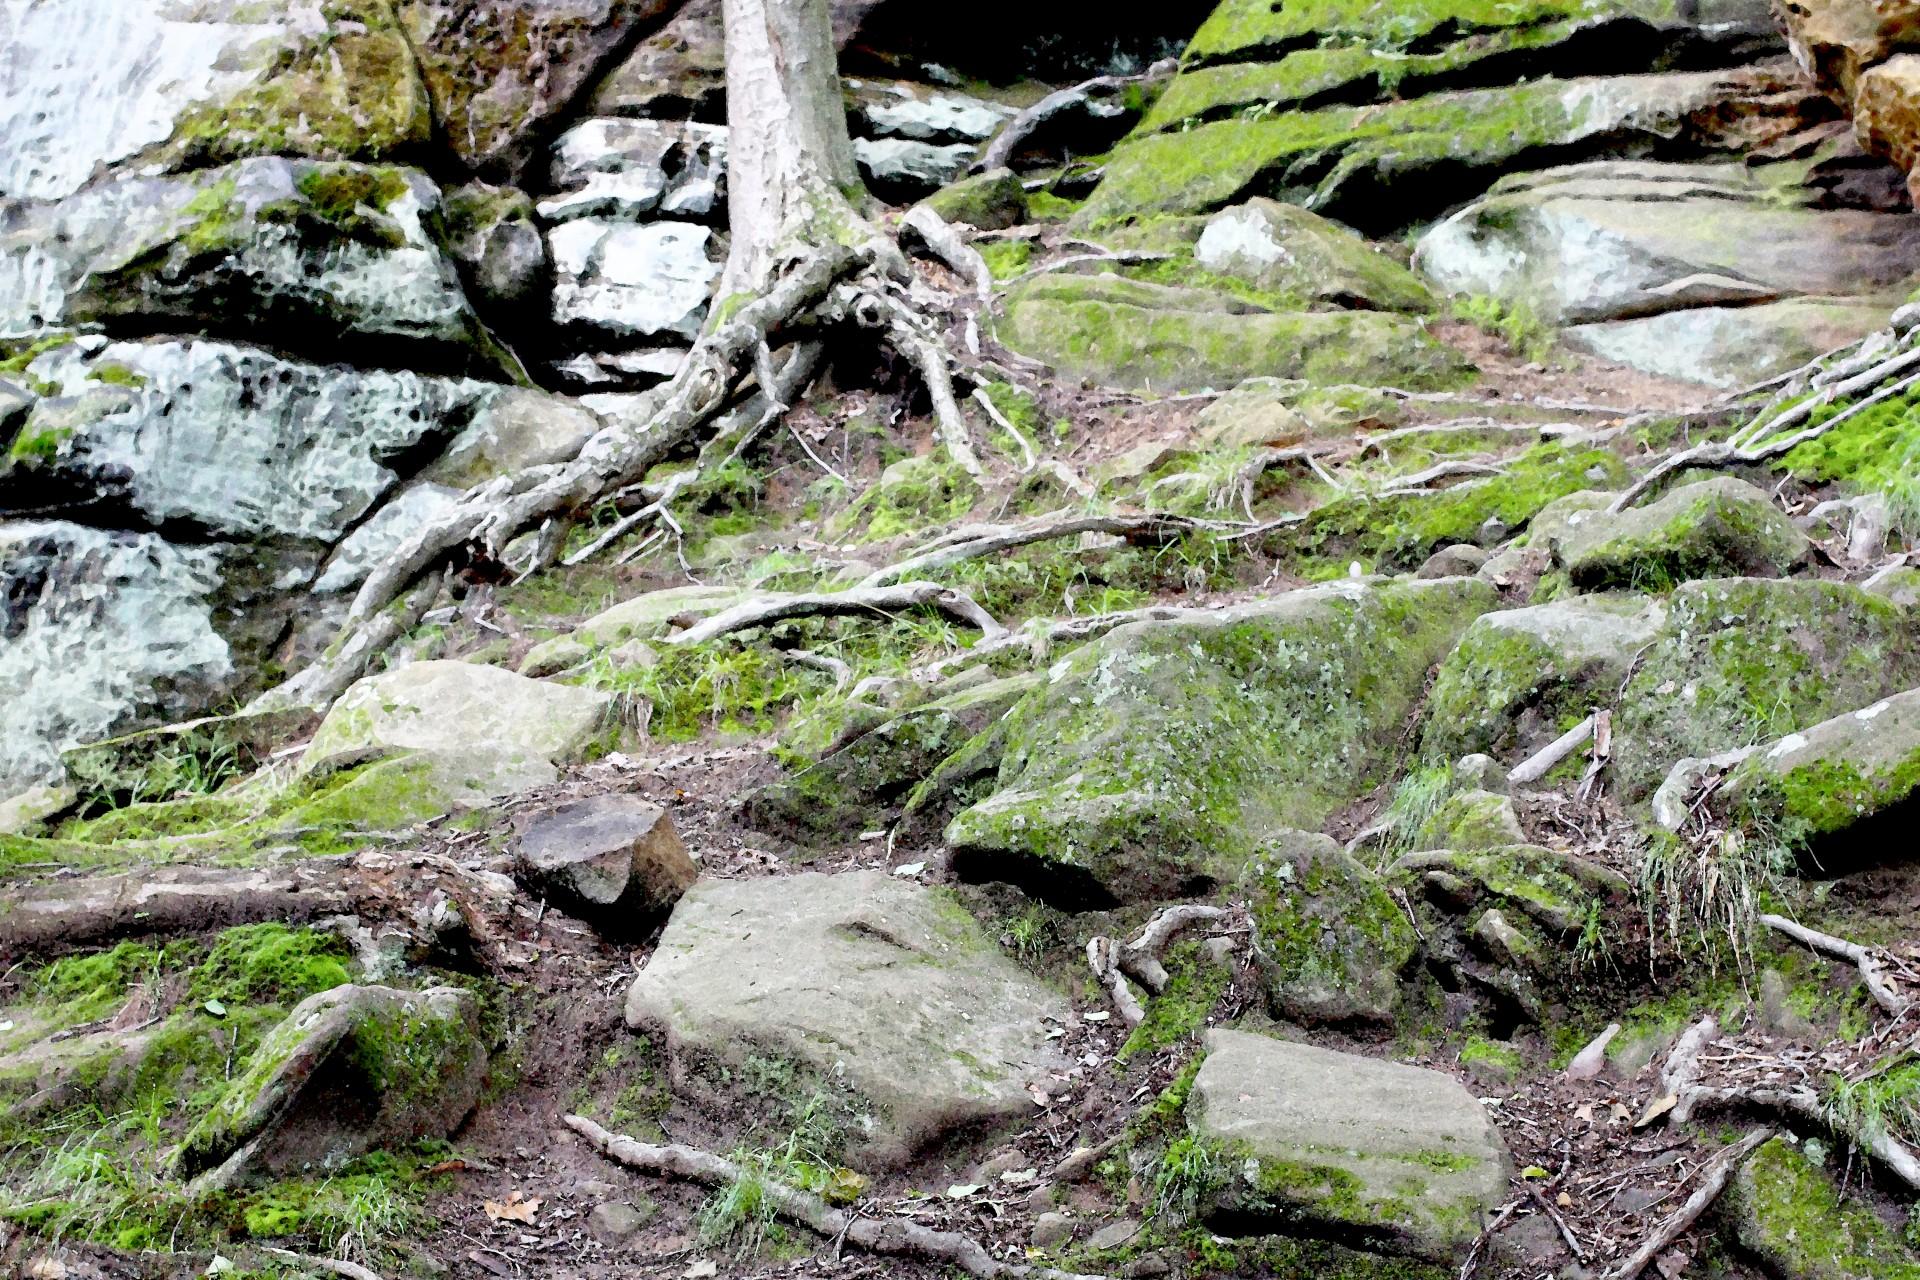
[626,870,1069,1167]
[1191,1029,1510,1261]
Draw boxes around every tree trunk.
[718,0,874,299]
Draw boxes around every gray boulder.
[0,0,431,201]
[314,484,466,595]
[443,182,548,308]
[299,660,613,800]
[857,87,1012,144]
[548,219,721,340]
[515,795,698,931]
[1196,199,1435,313]
[543,118,729,222]
[177,984,487,1186]
[1190,1029,1510,1262]
[0,158,483,359]
[625,870,1069,1167]
[854,138,978,194]
[946,578,1495,906]
[1560,478,1809,590]
[1243,831,1417,1026]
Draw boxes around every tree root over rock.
[563,1115,1111,1280]
[1602,1128,1773,1280]
[1087,903,1234,1027]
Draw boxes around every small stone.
[1086,1220,1143,1252]
[516,794,698,934]
[1030,1212,1074,1249]
[1416,543,1490,579]
[576,1179,617,1198]
[1471,908,1540,971]
[589,1198,657,1241]
[1451,754,1507,793]
[975,1149,1026,1181]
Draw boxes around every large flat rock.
[1191,1029,1510,1262]
[625,870,1069,1167]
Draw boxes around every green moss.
[1286,440,1627,573]
[1458,1035,1522,1074]
[1565,479,1808,592]
[185,925,354,1010]
[6,426,71,463]
[1613,580,1920,798]
[1780,383,1920,538]
[0,333,74,377]
[825,453,980,542]
[1120,943,1231,1062]
[1729,1138,1920,1279]
[977,240,1033,281]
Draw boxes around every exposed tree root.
[665,581,1004,647]
[917,604,1192,679]
[1089,902,1236,1022]
[1602,1128,1772,1280]
[858,513,1203,588]
[1760,913,1908,1016]
[563,1115,1111,1280]
[262,1248,387,1280]
[249,570,447,715]
[1610,332,1920,512]
[1507,715,1596,787]
[976,58,1176,173]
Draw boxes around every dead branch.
[1760,913,1905,1016]
[564,471,695,569]
[976,58,1176,173]
[1507,716,1595,787]
[858,513,1202,589]
[1660,1016,1719,1100]
[262,1249,386,1280]
[1524,1184,1586,1263]
[1603,1128,1772,1280]
[665,581,1005,647]
[0,862,356,955]
[564,1115,1110,1280]
[916,604,1192,679]
[1376,460,1505,497]
[1087,936,1146,1028]
[248,570,446,715]
[1677,1083,1920,1192]
[971,386,1037,470]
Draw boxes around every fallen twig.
[565,1115,1110,1280]
[1603,1128,1772,1280]
[1508,716,1595,787]
[1760,913,1905,1016]
[262,1249,386,1280]
[858,513,1203,589]
[665,581,1005,647]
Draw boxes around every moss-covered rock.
[1244,830,1418,1026]
[995,272,1471,394]
[826,453,983,541]
[1561,477,1810,590]
[1286,441,1629,575]
[1613,578,1920,798]
[1722,1138,1920,1280]
[177,983,486,1186]
[1717,687,1920,862]
[1190,1028,1511,1263]
[1194,199,1435,313]
[945,577,1497,906]
[1415,789,1525,850]
[747,673,1042,843]
[917,168,1028,230]
[1418,595,1666,764]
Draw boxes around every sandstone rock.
[625,870,1069,1167]
[442,182,548,308]
[177,984,487,1186]
[514,795,697,931]
[1195,199,1434,313]
[1713,686,1920,861]
[946,578,1495,905]
[1417,790,1526,851]
[548,219,721,340]
[1778,0,1920,99]
[423,388,603,490]
[300,660,613,798]
[1417,545,1491,578]
[1560,477,1810,589]
[543,118,729,222]
[0,522,242,792]
[394,0,679,177]
[917,169,1028,231]
[1030,1212,1075,1249]
[0,0,431,201]
[1420,595,1667,763]
[858,88,1011,144]
[1193,382,1322,449]
[995,273,1471,394]
[854,137,978,195]
[1855,53,1920,189]
[1568,297,1895,388]
[1612,578,1920,797]
[0,159,484,359]
[0,784,75,836]
[1722,1137,1920,1278]
[1243,830,1417,1026]
[3,338,497,547]
[1190,1029,1510,1262]
[315,485,466,595]
[1415,160,1920,328]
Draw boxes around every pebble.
[1030,1212,1074,1249]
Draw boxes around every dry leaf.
[685,1262,719,1279]
[1557,1192,1573,1208]
[1609,1101,1632,1125]
[425,1159,468,1175]
[1635,1093,1677,1128]
[483,1192,542,1223]
[1574,1103,1595,1124]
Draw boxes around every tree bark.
[718,0,877,298]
